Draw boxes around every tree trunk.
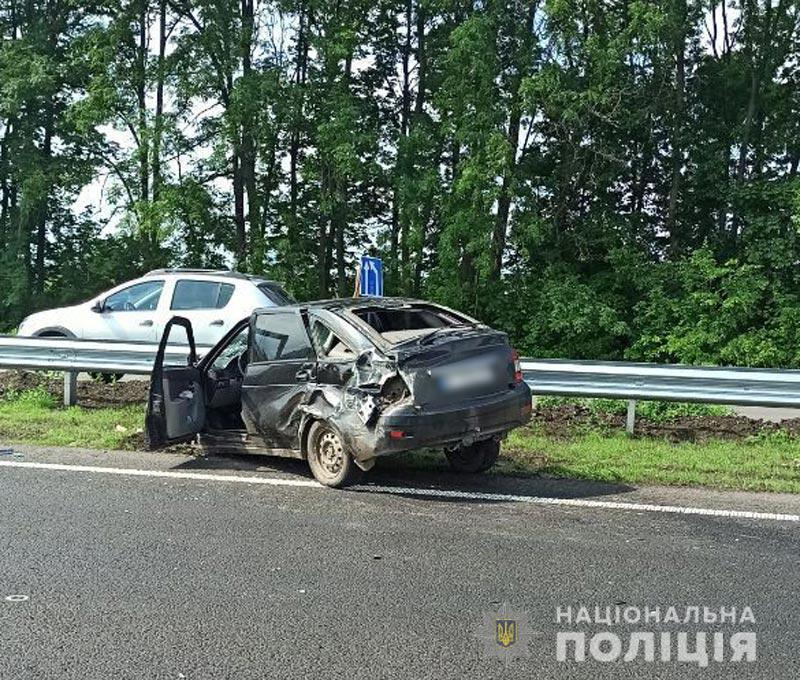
[490,1,537,281]
[391,0,413,291]
[240,0,262,272]
[318,149,331,297]
[34,101,53,294]
[491,68,523,282]
[413,205,432,296]
[136,0,149,205]
[233,150,247,267]
[288,2,307,227]
[414,2,425,116]
[730,0,767,243]
[334,53,353,297]
[0,119,10,243]
[317,212,329,297]
[151,0,167,202]
[4,0,16,247]
[666,0,687,254]
[389,199,399,288]
[737,70,759,184]
[335,193,346,296]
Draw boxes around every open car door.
[145,316,206,449]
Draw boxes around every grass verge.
[0,388,797,493]
[0,389,145,449]
[500,427,800,494]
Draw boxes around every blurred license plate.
[437,359,497,391]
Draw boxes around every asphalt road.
[0,446,798,679]
[731,406,800,422]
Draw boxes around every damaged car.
[145,298,532,487]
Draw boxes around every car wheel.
[89,372,125,384]
[475,439,501,472]
[307,421,362,488]
[444,439,500,473]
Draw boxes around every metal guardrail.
[3,335,800,432]
[0,336,197,375]
[521,359,800,433]
[520,359,800,407]
[0,336,210,406]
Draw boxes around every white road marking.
[4,595,29,602]
[0,459,797,522]
[351,484,800,522]
[0,460,322,488]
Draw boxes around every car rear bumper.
[366,383,532,457]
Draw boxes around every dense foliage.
[1,1,799,366]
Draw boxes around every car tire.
[475,439,501,472]
[306,421,362,488]
[444,439,500,473]
[89,372,125,384]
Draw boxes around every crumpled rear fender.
[297,351,410,469]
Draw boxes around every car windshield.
[257,282,295,306]
[351,304,474,344]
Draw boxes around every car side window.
[252,312,313,362]
[104,281,164,312]
[211,326,250,371]
[171,280,235,310]
[310,320,355,359]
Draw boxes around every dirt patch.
[0,370,148,408]
[531,403,789,443]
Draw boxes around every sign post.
[357,256,383,297]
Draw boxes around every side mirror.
[356,350,372,367]
[91,301,104,313]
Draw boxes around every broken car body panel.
[146,298,532,473]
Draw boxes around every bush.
[2,388,56,410]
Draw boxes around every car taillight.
[511,349,522,384]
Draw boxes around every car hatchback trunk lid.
[391,329,514,406]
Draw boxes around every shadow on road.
[169,450,634,502]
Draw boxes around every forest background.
[1,0,799,367]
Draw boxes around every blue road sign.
[359,256,383,296]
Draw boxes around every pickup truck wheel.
[445,439,499,473]
[307,421,362,488]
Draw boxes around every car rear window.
[252,312,313,362]
[352,305,472,344]
[171,280,235,310]
[257,282,295,306]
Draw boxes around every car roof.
[143,268,281,285]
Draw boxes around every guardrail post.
[626,399,636,436]
[64,371,77,407]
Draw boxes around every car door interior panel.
[162,366,205,440]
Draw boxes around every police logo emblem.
[495,619,517,648]
[475,603,531,663]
